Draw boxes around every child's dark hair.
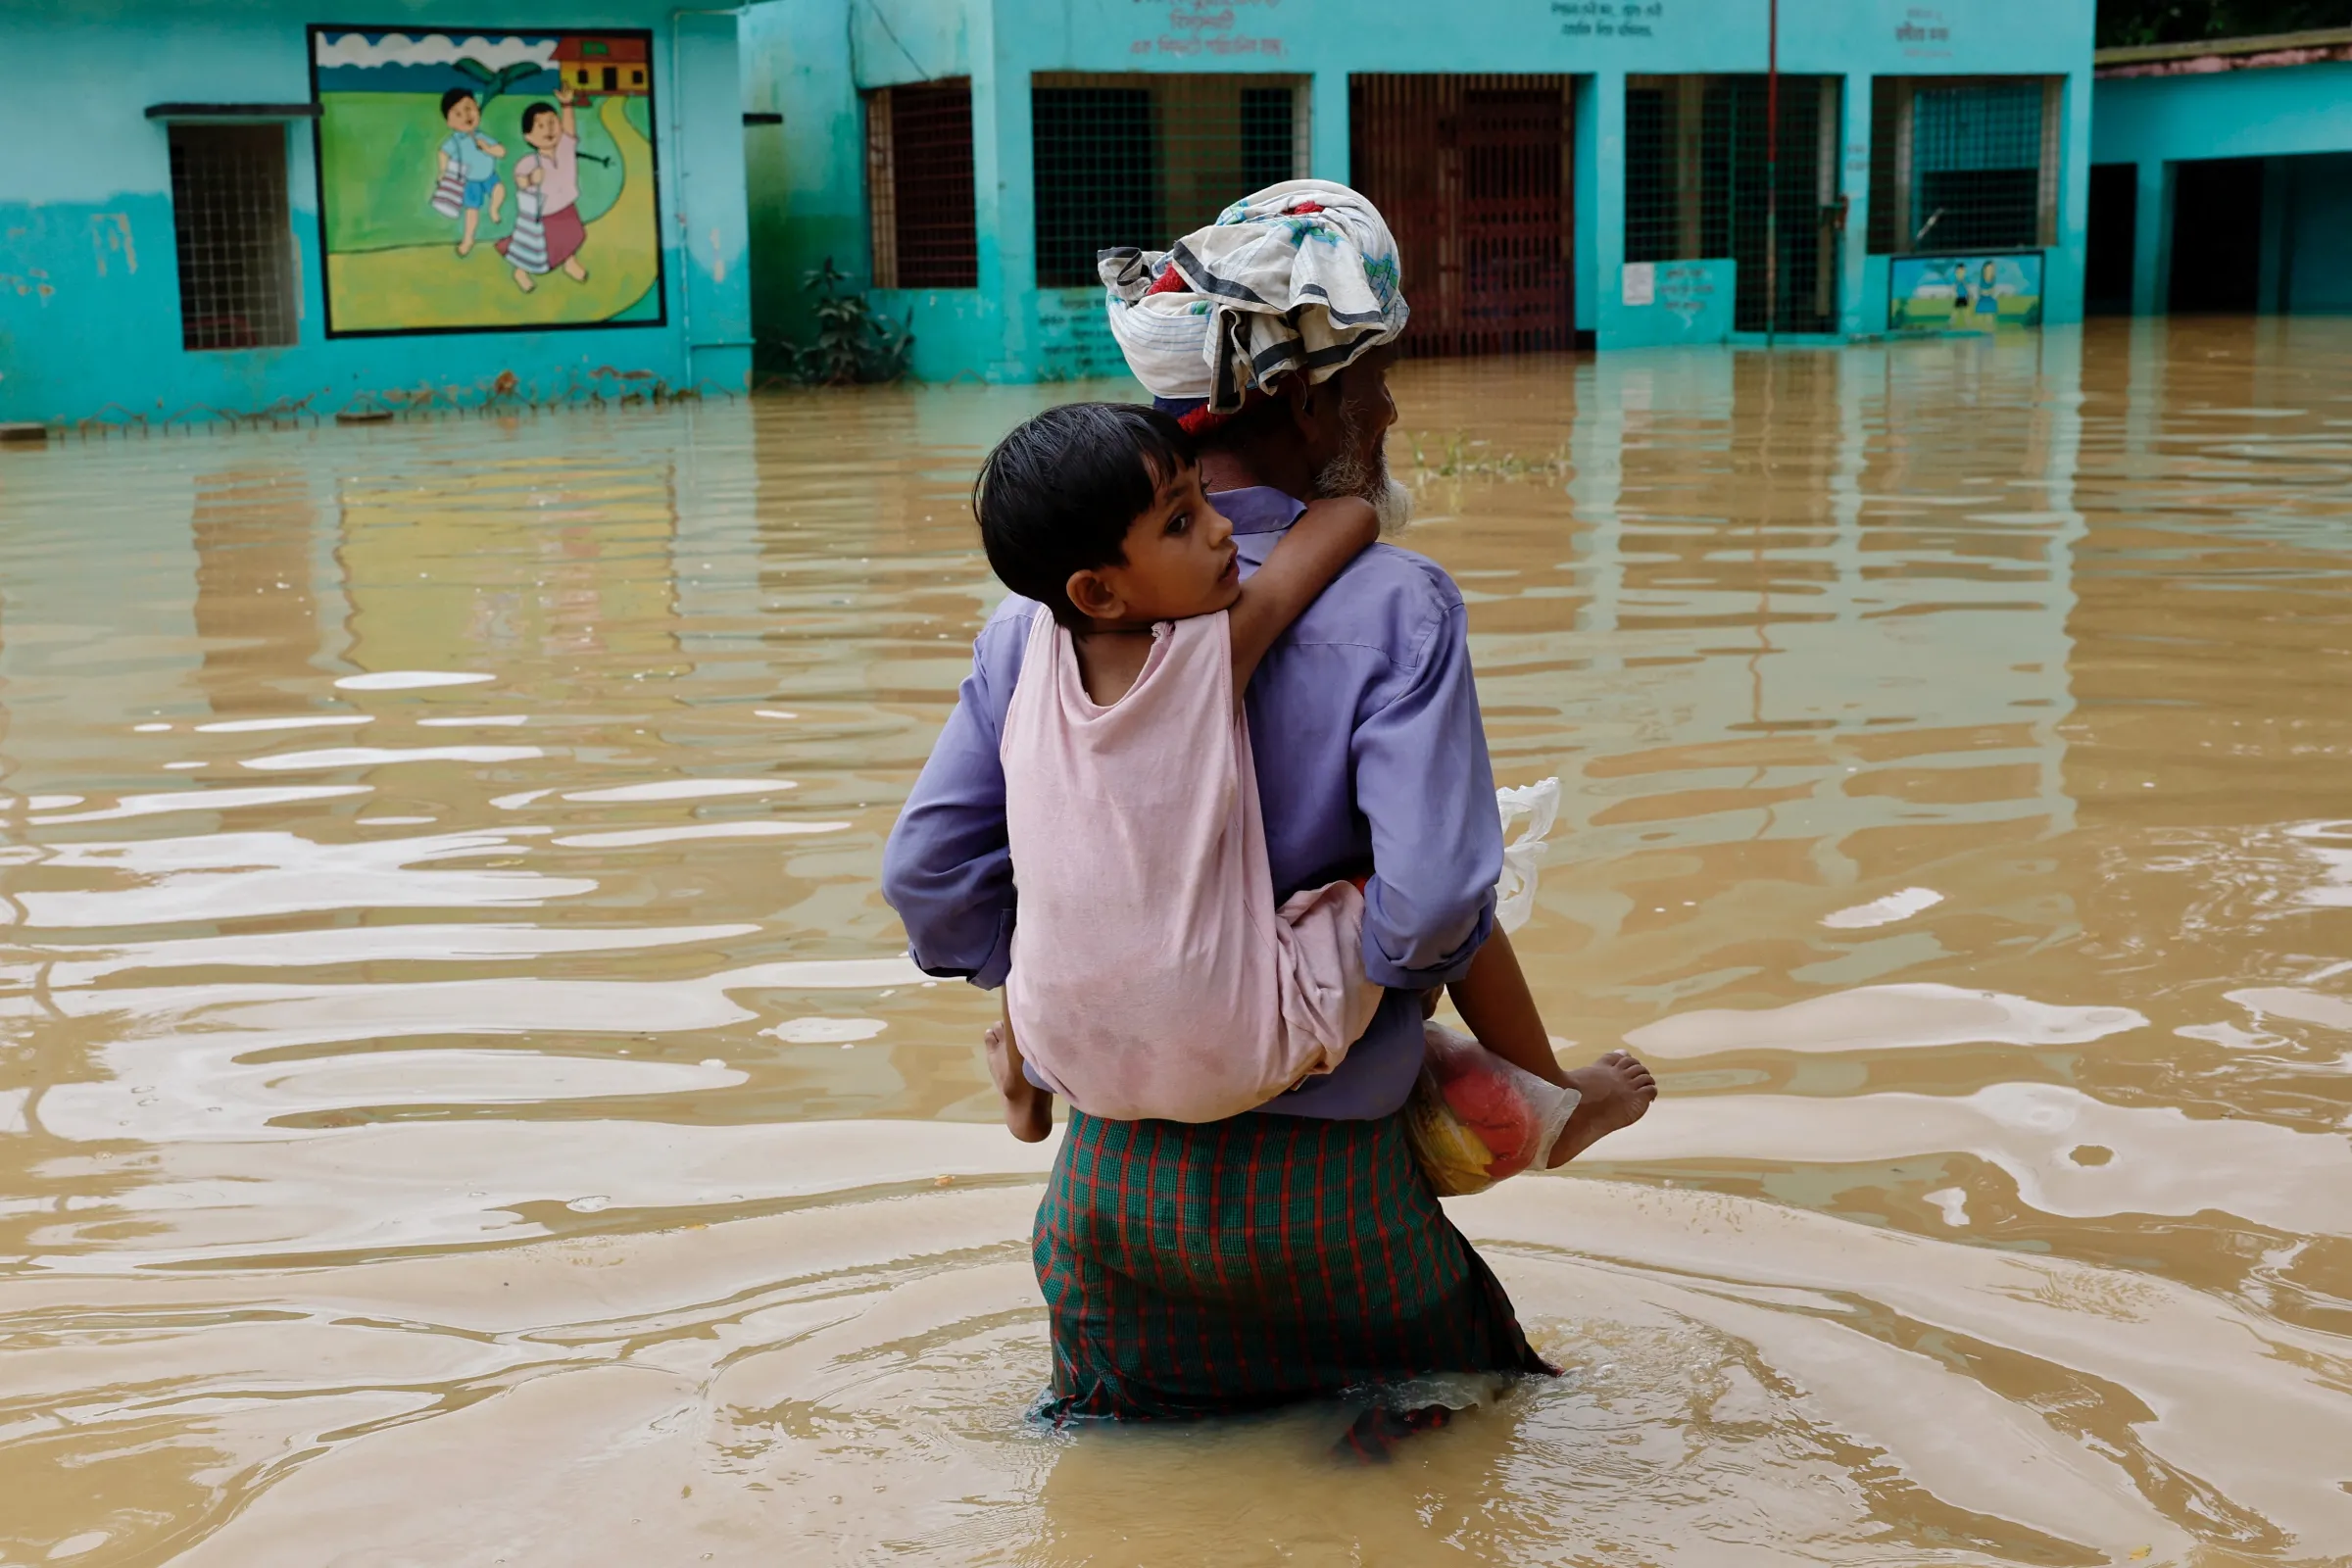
[519,102,558,136]
[973,402,1196,627]
[440,87,478,118]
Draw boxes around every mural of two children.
[314,28,662,336]
[435,83,591,289]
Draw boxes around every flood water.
[5,318,2352,1566]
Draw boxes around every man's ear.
[1287,370,1343,464]
[1065,567,1123,623]
[1280,372,1321,438]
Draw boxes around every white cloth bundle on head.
[1099,179,1410,416]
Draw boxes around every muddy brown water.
[4,318,2352,1566]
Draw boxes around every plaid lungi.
[1035,1107,1554,1420]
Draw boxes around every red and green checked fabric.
[1034,1107,1556,1421]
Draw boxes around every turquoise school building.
[10,6,2351,423]
[1,3,750,428]
[743,0,2102,379]
[2086,29,2352,316]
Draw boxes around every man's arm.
[1350,595,1502,989]
[1225,496,1377,693]
[878,612,1026,987]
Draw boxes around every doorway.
[2084,163,2135,315]
[1350,74,1576,356]
[2168,158,2262,314]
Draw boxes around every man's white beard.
[1312,436,1414,536]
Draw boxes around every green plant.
[1404,430,1572,481]
[781,258,913,386]
[2096,0,2347,47]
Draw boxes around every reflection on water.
[5,318,2352,1566]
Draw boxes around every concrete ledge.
[144,102,321,121]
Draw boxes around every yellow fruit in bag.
[1402,1024,1580,1198]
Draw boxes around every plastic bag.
[1401,779,1574,1196]
[1402,1023,1580,1197]
[429,169,466,219]
[1493,777,1560,936]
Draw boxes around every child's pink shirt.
[1001,608,1383,1123]
[537,133,580,212]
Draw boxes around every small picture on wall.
[1889,254,2043,333]
[309,25,664,336]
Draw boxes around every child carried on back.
[972,402,1653,1187]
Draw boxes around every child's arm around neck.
[1222,497,1379,693]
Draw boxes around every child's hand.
[984,1022,1053,1143]
[556,82,575,106]
[1295,494,1380,552]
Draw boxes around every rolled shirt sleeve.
[1349,599,1501,990]
[879,612,1026,989]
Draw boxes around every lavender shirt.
[879,486,1502,1119]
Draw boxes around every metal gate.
[1349,74,1575,357]
[1626,74,1840,334]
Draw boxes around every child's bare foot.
[983,1022,1053,1143]
[1546,1051,1656,1166]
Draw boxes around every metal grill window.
[168,123,297,352]
[1241,87,1297,192]
[1624,76,1706,264]
[1349,74,1575,357]
[1622,75,1840,333]
[1867,76,2059,254]
[1030,74,1309,288]
[866,80,979,290]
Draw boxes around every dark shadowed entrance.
[2169,158,2262,314]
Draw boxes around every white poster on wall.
[1622,262,1656,307]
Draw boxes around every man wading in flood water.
[881,182,1655,1441]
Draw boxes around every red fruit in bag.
[1442,1067,1540,1164]
[1404,1025,1582,1197]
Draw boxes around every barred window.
[1621,74,1841,334]
[1240,86,1297,192]
[866,79,979,290]
[1624,76,1705,265]
[1031,74,1309,288]
[168,123,297,351]
[1868,76,2060,254]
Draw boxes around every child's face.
[1071,463,1239,625]
[446,96,480,131]
[524,112,561,150]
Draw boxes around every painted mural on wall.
[309,27,664,336]
[1888,254,2043,332]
